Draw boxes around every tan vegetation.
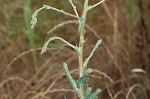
[0,0,150,99]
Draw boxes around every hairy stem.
[78,0,89,99]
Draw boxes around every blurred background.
[0,0,150,99]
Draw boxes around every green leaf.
[31,6,45,29]
[84,87,101,99]
[89,89,101,99]
[83,68,93,76]
[31,5,53,29]
[63,63,80,97]
[76,76,88,88]
[83,40,102,70]
[41,37,79,54]
[84,86,92,99]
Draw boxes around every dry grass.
[0,0,150,99]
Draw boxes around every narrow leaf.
[83,68,93,76]
[83,40,102,69]
[89,89,101,99]
[31,6,45,29]
[41,37,79,54]
[63,63,80,97]
[84,87,92,99]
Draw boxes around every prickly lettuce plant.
[31,0,105,99]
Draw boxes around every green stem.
[78,0,89,99]
[43,5,79,19]
[24,0,38,72]
[88,0,106,10]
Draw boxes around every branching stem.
[32,0,105,98]
[69,1,79,17]
[78,0,89,99]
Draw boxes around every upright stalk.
[78,0,89,99]
[31,0,104,98]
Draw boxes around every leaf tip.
[98,39,102,44]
